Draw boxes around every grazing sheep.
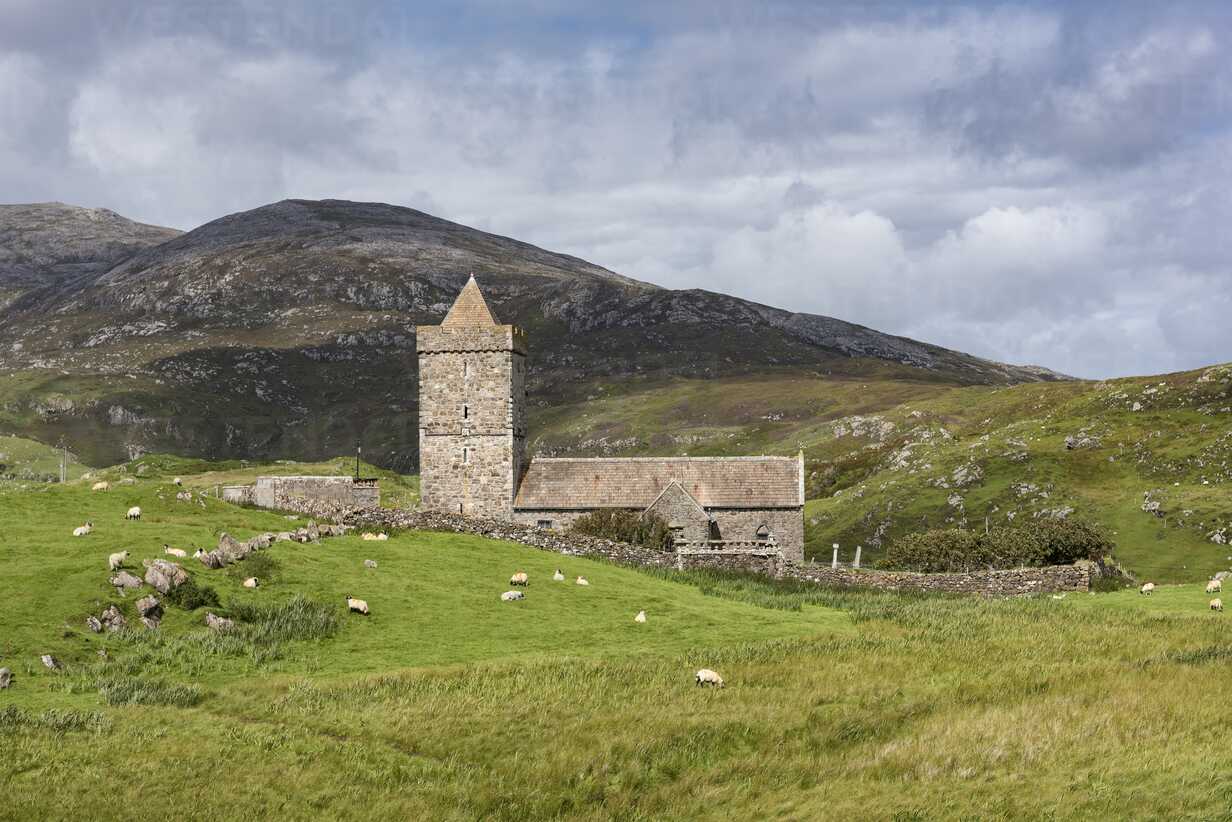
[634,610,647,623]
[72,521,94,537]
[695,668,724,688]
[1140,582,1155,596]
[173,477,182,486]
[501,590,525,602]
[91,481,110,492]
[1212,598,1224,612]
[1207,579,1223,594]
[510,571,529,587]
[242,577,259,589]
[164,544,187,558]
[575,576,590,586]
[175,491,192,502]
[107,550,130,571]
[345,594,369,615]
[125,506,142,521]
[363,559,378,569]
[552,569,565,582]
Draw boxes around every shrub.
[882,519,1113,573]
[570,509,674,551]
[165,577,221,611]
[229,595,341,644]
[97,676,204,707]
[227,552,280,583]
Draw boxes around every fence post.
[832,543,839,569]
[854,545,862,569]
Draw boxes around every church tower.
[415,276,527,518]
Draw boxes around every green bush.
[227,552,280,583]
[882,519,1113,573]
[569,509,674,551]
[165,577,221,611]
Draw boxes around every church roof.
[441,274,498,327]
[514,456,803,509]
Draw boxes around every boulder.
[86,615,103,633]
[110,570,143,591]
[141,616,161,630]
[40,654,60,670]
[0,667,11,689]
[306,521,320,541]
[217,532,249,562]
[144,560,189,594]
[135,595,163,620]
[100,604,127,632]
[275,532,293,542]
[204,612,234,632]
[199,549,226,569]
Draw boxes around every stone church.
[416,276,805,561]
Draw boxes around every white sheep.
[72,521,94,537]
[501,590,525,602]
[1207,579,1222,594]
[1212,598,1224,612]
[173,477,182,486]
[364,559,378,569]
[695,668,724,688]
[510,571,529,587]
[346,594,369,615]
[634,610,647,623]
[125,506,142,521]
[242,577,259,589]
[164,545,187,558]
[361,532,389,541]
[193,547,206,560]
[575,576,590,586]
[1140,582,1155,596]
[553,569,565,582]
[107,550,130,571]
[91,481,110,492]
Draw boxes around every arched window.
[755,524,771,541]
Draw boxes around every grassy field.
[6,478,1232,819]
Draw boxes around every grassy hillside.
[6,479,1232,818]
[0,433,89,482]
[797,363,1232,582]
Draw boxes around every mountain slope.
[0,202,180,308]
[0,198,1064,469]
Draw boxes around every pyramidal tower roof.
[441,274,498,327]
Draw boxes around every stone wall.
[675,547,785,577]
[710,508,804,563]
[644,484,711,543]
[249,476,379,511]
[781,562,1092,596]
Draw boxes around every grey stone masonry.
[416,276,527,519]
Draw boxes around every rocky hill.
[0,202,180,309]
[0,198,1065,469]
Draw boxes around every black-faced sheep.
[501,590,525,602]
[72,521,93,537]
[1140,582,1155,595]
[363,559,378,569]
[242,577,259,589]
[125,506,142,521]
[1207,579,1222,594]
[108,550,130,571]
[1212,598,1224,612]
[552,569,565,581]
[575,576,590,586]
[164,545,187,558]
[346,595,369,615]
[510,571,529,586]
[634,610,647,623]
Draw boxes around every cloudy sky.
[2,0,1230,378]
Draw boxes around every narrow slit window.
[464,361,470,378]
[463,447,469,464]
[463,404,469,420]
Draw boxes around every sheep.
[501,590,525,602]
[634,610,647,623]
[164,544,187,558]
[1212,598,1224,612]
[1140,582,1155,596]
[510,571,529,587]
[91,481,110,492]
[107,550,130,572]
[173,477,182,486]
[364,559,378,569]
[242,577,259,589]
[72,521,94,537]
[345,594,369,615]
[695,668,724,688]
[125,506,142,521]
[1207,579,1223,594]
[193,547,206,560]
[575,576,590,586]
[552,569,565,582]
[360,532,389,541]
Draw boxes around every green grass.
[7,480,1232,818]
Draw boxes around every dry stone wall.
[782,562,1091,596]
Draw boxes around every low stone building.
[224,475,379,510]
[417,276,805,562]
